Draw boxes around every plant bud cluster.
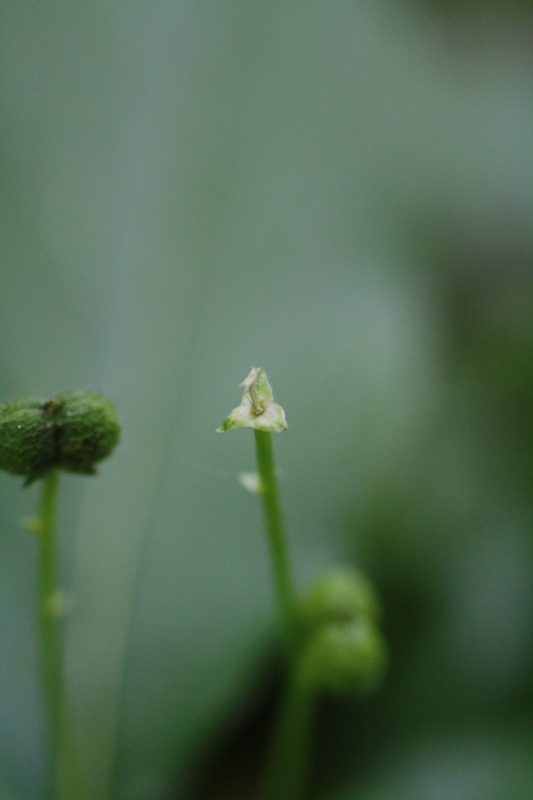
[0,390,120,484]
[297,568,387,694]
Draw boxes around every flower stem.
[254,430,298,660]
[259,661,315,800]
[37,471,63,800]
[253,429,317,799]
[35,473,89,800]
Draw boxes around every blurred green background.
[0,2,531,799]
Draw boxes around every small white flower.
[217,367,288,433]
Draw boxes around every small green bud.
[300,620,387,694]
[217,367,288,433]
[298,567,381,632]
[0,390,120,484]
[23,516,44,535]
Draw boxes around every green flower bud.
[298,567,381,633]
[300,620,387,695]
[0,390,120,484]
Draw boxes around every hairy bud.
[0,390,120,484]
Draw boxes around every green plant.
[0,373,384,800]
[218,368,386,800]
[0,390,120,800]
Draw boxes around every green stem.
[259,661,315,800]
[37,474,86,800]
[254,430,316,799]
[37,471,63,800]
[254,429,298,660]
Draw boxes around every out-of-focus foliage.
[0,2,531,799]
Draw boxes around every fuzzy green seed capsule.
[298,567,381,633]
[300,620,387,695]
[0,390,120,484]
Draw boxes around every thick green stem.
[37,471,62,800]
[254,429,298,660]
[259,662,315,800]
